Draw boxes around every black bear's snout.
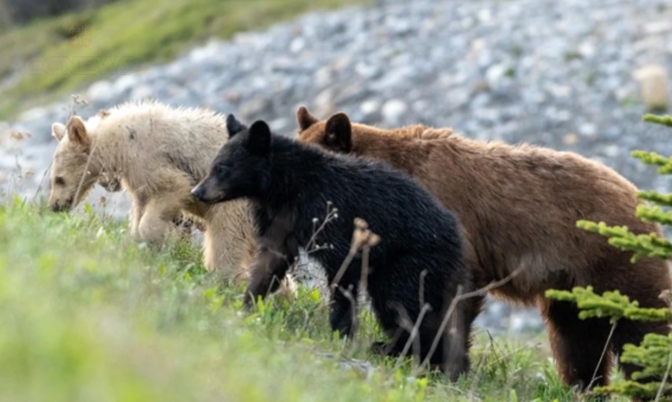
[191,184,206,201]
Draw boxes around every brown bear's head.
[295,106,354,154]
[48,115,100,212]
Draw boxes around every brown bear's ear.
[52,122,66,141]
[324,112,352,153]
[246,120,272,155]
[296,105,318,131]
[65,116,91,149]
[226,114,247,138]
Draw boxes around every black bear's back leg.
[367,253,473,382]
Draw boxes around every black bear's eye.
[216,165,229,175]
[54,177,66,186]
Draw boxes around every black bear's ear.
[296,105,318,131]
[324,112,352,152]
[226,114,247,138]
[246,120,272,155]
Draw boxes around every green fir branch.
[637,190,672,208]
[545,286,671,323]
[631,150,672,175]
[554,113,672,400]
[643,113,672,128]
[637,204,672,226]
[577,220,672,262]
[593,333,672,399]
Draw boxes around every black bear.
[191,116,479,380]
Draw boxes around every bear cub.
[191,117,479,380]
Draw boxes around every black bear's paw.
[370,341,402,357]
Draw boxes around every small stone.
[360,99,380,118]
[603,144,620,158]
[603,127,622,139]
[314,66,333,88]
[130,85,154,101]
[578,123,597,137]
[289,37,306,53]
[355,62,382,79]
[644,20,672,35]
[113,74,138,96]
[485,64,508,86]
[86,80,115,103]
[633,64,670,111]
[381,99,408,124]
[563,133,579,145]
[269,118,289,133]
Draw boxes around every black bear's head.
[191,118,272,204]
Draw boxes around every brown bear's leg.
[613,319,670,381]
[590,256,672,393]
[540,298,613,390]
[609,281,671,385]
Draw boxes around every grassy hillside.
[0,0,364,119]
[0,198,620,402]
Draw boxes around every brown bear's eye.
[55,177,66,186]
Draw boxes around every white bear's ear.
[296,105,318,131]
[52,122,66,141]
[226,114,247,138]
[65,115,91,148]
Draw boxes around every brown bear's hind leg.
[540,298,614,390]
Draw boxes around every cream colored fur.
[48,100,294,293]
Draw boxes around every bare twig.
[31,159,52,203]
[655,290,672,402]
[421,265,526,370]
[419,269,428,310]
[305,201,338,252]
[394,302,432,371]
[587,321,617,390]
[72,131,100,208]
[359,244,370,297]
[330,218,379,290]
[655,348,672,402]
[330,244,359,290]
[466,330,496,398]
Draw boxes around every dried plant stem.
[421,266,525,370]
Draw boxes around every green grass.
[0,199,626,402]
[0,0,365,119]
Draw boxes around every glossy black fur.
[192,118,479,380]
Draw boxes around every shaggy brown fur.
[47,100,295,293]
[296,106,672,392]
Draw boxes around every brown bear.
[47,100,295,294]
[295,106,672,392]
